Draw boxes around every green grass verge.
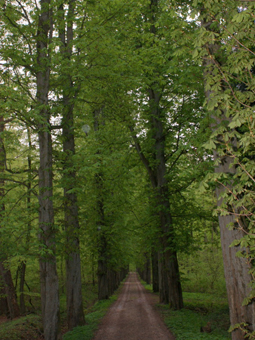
[0,282,104,340]
[160,292,230,340]
[0,281,121,340]
[63,293,118,340]
[140,280,230,340]
[0,314,43,340]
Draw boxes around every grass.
[141,280,230,340]
[160,292,230,340]
[0,282,119,340]
[65,279,230,340]
[1,276,230,340]
[63,280,125,340]
[0,314,43,340]
[59,282,98,329]
[0,282,99,340]
[63,296,117,340]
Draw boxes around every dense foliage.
[0,0,254,339]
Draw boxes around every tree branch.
[129,125,157,188]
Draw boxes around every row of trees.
[0,0,254,339]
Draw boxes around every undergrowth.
[160,292,230,340]
[0,314,43,340]
[141,281,230,340]
[0,282,99,340]
[63,290,119,340]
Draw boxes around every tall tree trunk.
[62,49,85,332]
[18,126,33,315]
[0,262,20,319]
[201,11,255,340]
[95,195,109,301]
[130,119,183,308]
[143,253,151,285]
[19,261,26,315]
[0,116,20,319]
[38,117,60,340]
[93,107,109,300]
[36,1,60,339]
[98,233,109,300]
[158,252,169,304]
[57,1,85,330]
[129,0,183,308]
[149,87,183,309]
[215,154,255,339]
[151,251,159,293]
[91,254,96,286]
[0,285,8,316]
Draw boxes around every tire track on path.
[93,272,175,340]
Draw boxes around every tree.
[56,0,85,329]
[36,1,60,338]
[194,1,255,338]
[0,40,39,316]
[123,0,205,308]
[1,0,92,335]
[92,106,109,300]
[78,103,133,299]
[0,115,20,319]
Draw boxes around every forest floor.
[92,271,175,340]
[0,272,230,340]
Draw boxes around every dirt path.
[93,272,175,340]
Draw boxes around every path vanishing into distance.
[93,272,175,340]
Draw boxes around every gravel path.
[93,272,175,340]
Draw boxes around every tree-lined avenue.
[1,1,255,339]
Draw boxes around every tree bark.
[64,196,84,332]
[19,261,26,315]
[93,107,110,301]
[98,233,109,300]
[214,153,255,339]
[36,1,60,338]
[149,87,183,309]
[57,1,85,330]
[140,253,151,284]
[145,256,151,284]
[107,269,113,296]
[17,127,34,315]
[151,251,159,293]
[158,252,169,304]
[0,285,8,316]
[0,262,20,319]
[38,115,60,340]
[18,126,33,315]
